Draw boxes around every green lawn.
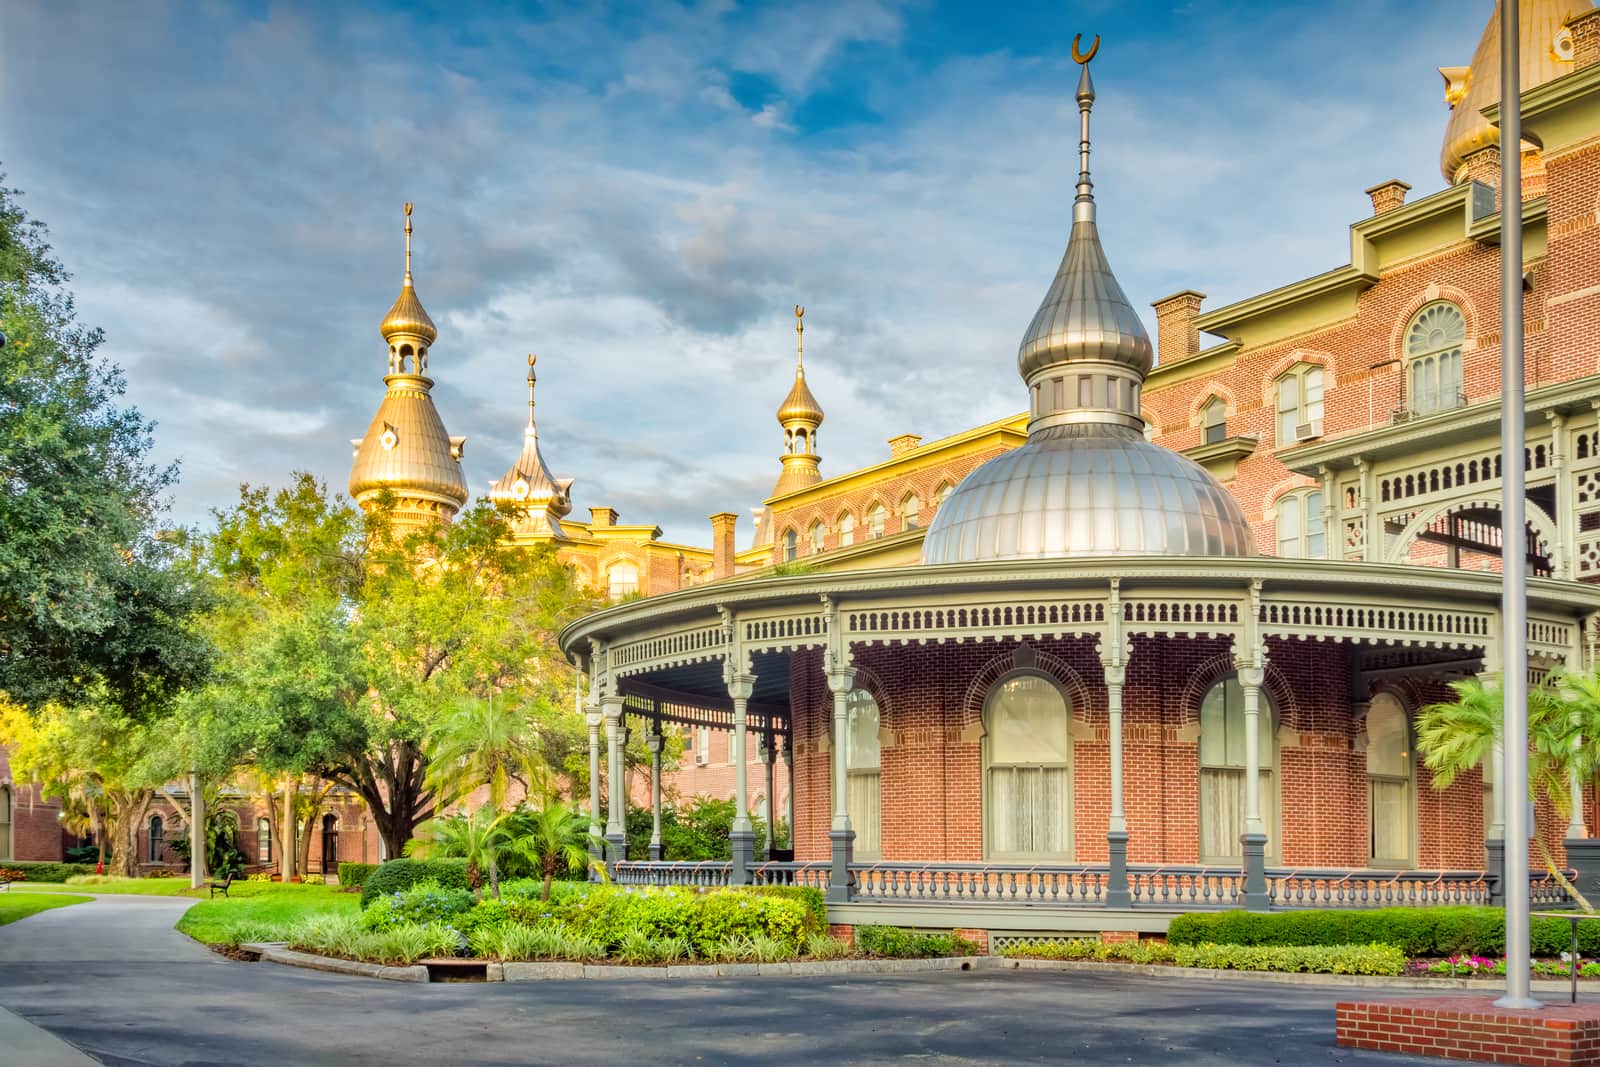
[0,892,91,926]
[175,883,360,946]
[22,876,197,896]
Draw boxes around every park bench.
[204,871,234,898]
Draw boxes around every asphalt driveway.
[0,896,1441,1066]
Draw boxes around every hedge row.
[856,925,980,959]
[338,862,379,889]
[1004,938,1406,976]
[0,861,95,883]
[1167,907,1599,957]
[358,859,470,908]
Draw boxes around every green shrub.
[855,925,979,959]
[338,863,379,889]
[1002,937,1403,975]
[617,930,689,964]
[805,933,851,960]
[711,933,758,962]
[1,861,93,883]
[1165,907,1598,958]
[289,913,460,964]
[358,859,470,908]
[747,886,826,933]
[362,880,474,931]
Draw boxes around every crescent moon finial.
[795,304,804,320]
[528,352,537,367]
[1071,33,1100,65]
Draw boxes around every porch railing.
[606,860,1573,911]
[850,863,1105,905]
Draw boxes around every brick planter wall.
[1337,997,1600,1065]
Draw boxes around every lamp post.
[1497,0,1538,1011]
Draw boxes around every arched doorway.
[321,813,339,875]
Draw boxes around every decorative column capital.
[600,694,625,721]
[725,672,756,703]
[644,729,663,754]
[584,707,603,730]
[826,667,857,695]
[1235,664,1265,689]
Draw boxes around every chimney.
[710,512,738,579]
[1365,179,1411,216]
[887,433,923,458]
[1569,10,1600,69]
[589,506,617,528]
[1151,290,1205,364]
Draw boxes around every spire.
[380,202,438,363]
[488,353,573,541]
[1015,35,1152,436]
[776,304,825,425]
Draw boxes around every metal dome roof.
[921,426,1256,564]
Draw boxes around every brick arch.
[1177,650,1302,730]
[961,643,1093,728]
[1188,383,1239,426]
[849,663,893,718]
[1390,283,1483,364]
[1261,349,1336,406]
[1264,475,1321,518]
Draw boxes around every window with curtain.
[257,817,271,864]
[901,493,922,530]
[149,815,165,864]
[782,528,797,561]
[838,512,856,546]
[1406,302,1466,415]
[984,674,1072,859]
[606,561,639,599]
[1198,678,1278,863]
[935,482,954,509]
[1201,396,1227,444]
[1275,365,1325,444]
[845,689,882,860]
[867,503,887,539]
[1367,693,1414,866]
[0,786,11,861]
[1275,489,1325,558]
[809,521,825,553]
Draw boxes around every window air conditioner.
[695,752,708,766]
[1293,420,1323,441]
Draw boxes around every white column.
[1550,412,1574,579]
[781,736,794,848]
[645,724,664,860]
[586,708,603,847]
[826,668,856,834]
[189,773,206,888]
[760,733,776,856]
[726,672,757,881]
[1104,662,1127,835]
[602,696,625,859]
[1238,664,1267,838]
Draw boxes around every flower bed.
[281,881,971,967]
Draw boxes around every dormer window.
[1201,397,1227,445]
[867,503,887,539]
[1275,366,1324,445]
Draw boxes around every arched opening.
[808,520,825,553]
[257,817,272,865]
[983,673,1072,860]
[1201,396,1227,444]
[866,502,887,539]
[900,493,922,530]
[795,429,808,454]
[148,814,165,864]
[1405,302,1466,415]
[1198,677,1279,863]
[0,785,11,861]
[1390,501,1554,576]
[321,813,340,874]
[838,511,856,546]
[607,560,640,599]
[1367,693,1415,867]
[935,482,954,509]
[1275,489,1325,558]
[845,690,882,860]
[782,528,798,562]
[399,343,414,373]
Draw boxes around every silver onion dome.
[923,45,1255,566]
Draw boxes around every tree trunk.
[281,780,297,882]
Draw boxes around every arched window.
[606,561,639,599]
[148,814,165,864]
[1201,396,1228,445]
[900,493,922,530]
[866,502,887,539]
[1275,489,1325,558]
[1275,365,1324,444]
[934,482,954,509]
[321,812,340,874]
[1199,678,1278,863]
[838,511,856,546]
[782,528,798,562]
[1406,302,1466,415]
[0,785,11,861]
[845,689,882,860]
[1367,693,1415,867]
[808,521,825,553]
[257,817,272,864]
[983,674,1072,859]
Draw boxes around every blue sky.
[3,0,1498,545]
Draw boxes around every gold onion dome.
[922,40,1254,566]
[349,204,467,513]
[488,355,574,539]
[1438,0,1586,185]
[379,203,438,346]
[776,306,824,426]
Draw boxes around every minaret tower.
[349,203,469,533]
[487,354,575,544]
[773,305,824,496]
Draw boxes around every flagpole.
[1496,0,1538,1011]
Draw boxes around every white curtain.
[989,765,1067,855]
[848,770,881,859]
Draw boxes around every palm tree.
[406,805,512,901]
[1415,674,1589,909]
[505,798,605,902]
[425,696,547,813]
